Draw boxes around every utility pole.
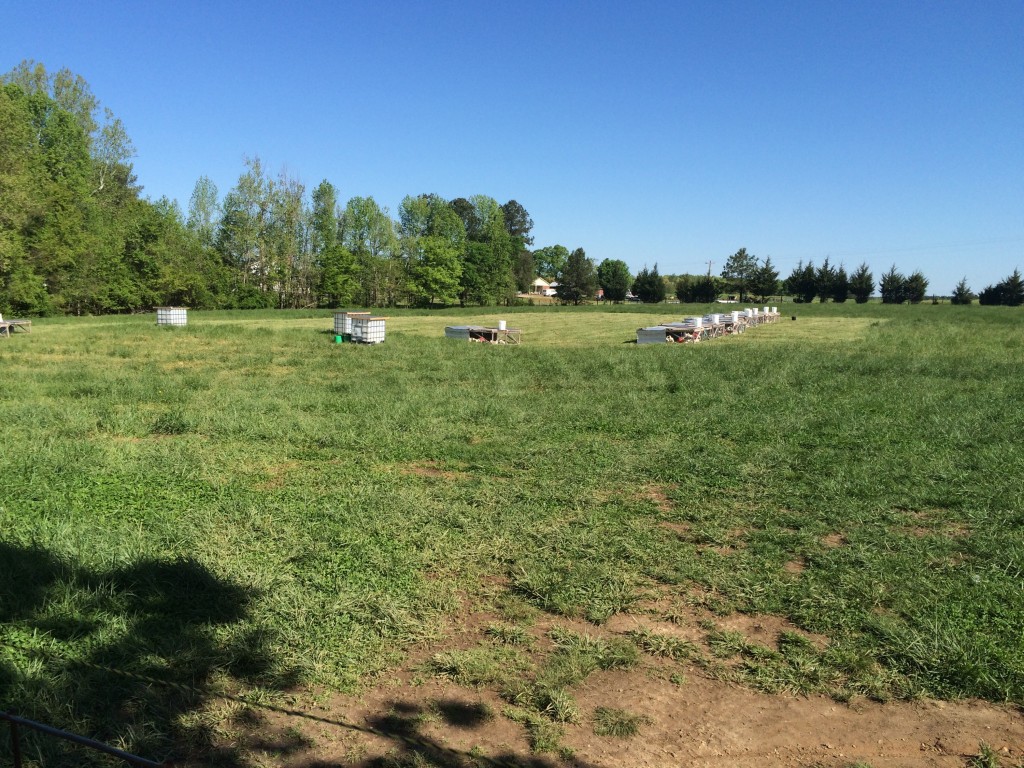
[706,260,714,277]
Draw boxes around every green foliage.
[905,270,928,304]
[815,258,837,303]
[721,247,759,301]
[501,199,533,246]
[633,263,666,303]
[979,269,1024,306]
[832,264,850,303]
[556,247,597,305]
[951,277,975,305]
[675,274,720,303]
[503,706,566,754]
[969,742,1002,768]
[879,265,908,304]
[597,258,631,302]
[785,260,818,303]
[532,244,569,280]
[1,67,542,315]
[400,194,465,306]
[750,257,780,301]
[849,262,874,303]
[456,195,514,306]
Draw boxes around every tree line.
[0,62,577,315]
[3,62,1019,316]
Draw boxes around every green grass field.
[1,302,1022,764]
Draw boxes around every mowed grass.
[1,302,1022,762]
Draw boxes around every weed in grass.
[503,706,566,755]
[511,560,637,623]
[425,646,531,689]
[705,628,758,658]
[547,627,640,672]
[661,606,689,625]
[592,706,652,738]
[484,622,534,647]
[490,592,540,624]
[969,743,1002,768]
[629,628,700,661]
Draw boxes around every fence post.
[10,720,23,768]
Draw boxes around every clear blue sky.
[4,0,1022,293]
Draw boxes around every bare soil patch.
[226,595,1024,767]
[402,460,472,481]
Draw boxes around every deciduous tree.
[597,258,631,302]
[532,245,569,280]
[555,248,596,305]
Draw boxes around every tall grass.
[1,302,1022,762]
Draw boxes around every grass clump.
[592,706,651,738]
[484,622,534,647]
[425,646,530,689]
[629,628,700,661]
[503,706,567,755]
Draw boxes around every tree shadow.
[339,698,599,768]
[0,541,299,767]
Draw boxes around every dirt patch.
[658,521,691,536]
[783,558,806,574]
[822,532,847,548]
[402,460,471,481]
[631,484,677,514]
[253,460,301,491]
[223,596,1024,767]
[715,613,829,652]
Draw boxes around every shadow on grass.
[0,541,298,767]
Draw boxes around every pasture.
[1,303,1022,765]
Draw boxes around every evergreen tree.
[880,266,907,304]
[721,247,758,301]
[784,261,817,303]
[831,264,850,303]
[512,249,535,294]
[633,264,666,303]
[979,269,1024,306]
[1001,268,1024,306]
[676,274,721,303]
[905,270,928,304]
[950,277,974,305]
[849,262,874,303]
[750,257,779,301]
[815,258,836,303]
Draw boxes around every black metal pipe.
[0,712,169,767]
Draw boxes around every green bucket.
[334,335,343,343]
